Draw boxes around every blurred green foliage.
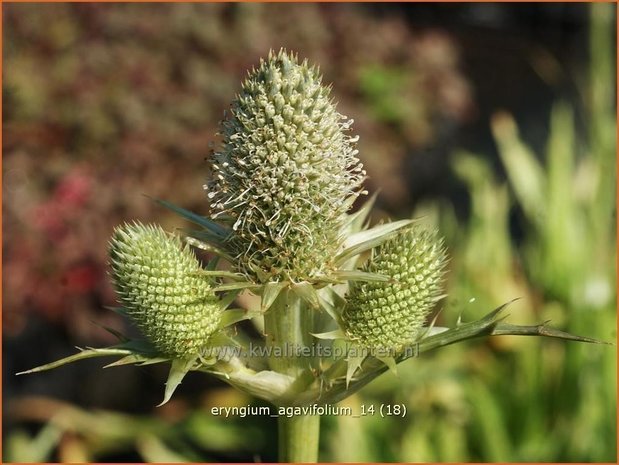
[4,3,615,463]
[331,4,616,462]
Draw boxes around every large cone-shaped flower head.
[109,223,221,358]
[206,50,366,282]
[343,227,447,352]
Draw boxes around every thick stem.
[264,288,316,377]
[278,414,320,463]
[264,287,320,462]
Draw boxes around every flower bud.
[109,223,221,358]
[343,227,447,352]
[206,49,365,282]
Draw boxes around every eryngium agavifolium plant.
[20,49,603,463]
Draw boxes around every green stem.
[264,287,320,462]
[264,288,315,376]
[278,414,320,462]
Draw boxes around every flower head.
[342,226,447,352]
[206,49,366,282]
[109,222,221,358]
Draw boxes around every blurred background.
[3,3,616,462]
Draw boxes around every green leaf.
[158,357,196,406]
[345,348,367,388]
[336,219,415,264]
[16,348,133,375]
[90,320,128,342]
[491,322,610,344]
[376,355,397,375]
[114,338,159,355]
[340,191,378,234]
[291,282,320,309]
[153,198,230,239]
[205,256,220,271]
[331,270,390,283]
[212,282,261,292]
[219,308,259,328]
[295,299,609,407]
[415,300,515,354]
[422,326,450,337]
[311,329,346,340]
[184,236,235,262]
[138,357,172,366]
[197,269,246,281]
[261,282,288,312]
[104,354,168,368]
[184,229,228,248]
[219,289,242,309]
[317,287,346,326]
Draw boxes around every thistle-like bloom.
[342,227,447,352]
[109,223,221,358]
[206,49,366,282]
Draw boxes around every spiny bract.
[206,49,366,283]
[342,227,447,352]
[109,222,221,358]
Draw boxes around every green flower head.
[206,49,366,283]
[343,226,447,352]
[109,222,222,358]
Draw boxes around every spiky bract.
[206,49,365,282]
[109,223,221,358]
[342,227,447,352]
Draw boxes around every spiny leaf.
[292,282,320,309]
[137,357,171,366]
[183,229,227,249]
[340,191,379,234]
[415,300,516,354]
[331,270,391,283]
[184,236,235,262]
[423,326,450,337]
[417,307,446,340]
[491,322,610,344]
[219,308,259,328]
[292,300,607,407]
[205,256,220,271]
[261,282,288,312]
[345,349,366,388]
[158,357,196,407]
[317,287,346,326]
[113,339,159,355]
[335,219,415,264]
[196,269,246,281]
[90,320,128,342]
[212,282,261,292]
[153,198,230,239]
[16,348,133,375]
[311,329,346,340]
[103,354,167,368]
[219,289,242,309]
[376,355,398,375]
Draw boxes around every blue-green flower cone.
[109,223,221,358]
